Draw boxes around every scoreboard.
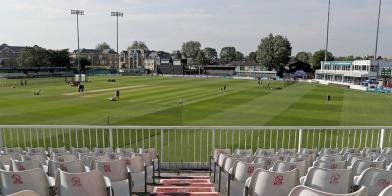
[381,68,392,78]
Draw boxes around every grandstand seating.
[289,185,368,196]
[3,146,392,195]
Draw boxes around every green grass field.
[1,76,392,126]
[1,76,392,162]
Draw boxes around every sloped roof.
[0,43,25,53]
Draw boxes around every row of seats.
[211,147,392,196]
[0,147,160,196]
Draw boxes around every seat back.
[223,156,237,172]
[0,154,13,165]
[254,149,275,156]
[379,184,392,196]
[116,148,134,156]
[51,153,77,162]
[271,160,307,177]
[93,148,112,155]
[140,152,153,166]
[289,185,368,196]
[48,160,85,177]
[314,160,346,169]
[319,148,339,155]
[70,147,89,155]
[138,148,157,159]
[304,167,353,194]
[120,155,145,173]
[218,153,229,167]
[318,155,343,162]
[11,160,43,171]
[277,148,296,155]
[21,153,47,165]
[234,149,253,157]
[351,160,384,176]
[232,161,266,182]
[253,156,279,169]
[356,168,392,196]
[340,148,360,155]
[361,148,381,156]
[0,168,50,196]
[8,190,41,196]
[58,170,107,196]
[5,147,24,154]
[49,147,67,154]
[376,154,392,166]
[382,148,392,155]
[94,160,128,182]
[347,156,371,167]
[212,149,231,161]
[27,147,46,155]
[248,168,299,196]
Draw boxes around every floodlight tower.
[374,0,383,84]
[111,11,123,69]
[325,0,331,62]
[71,9,84,78]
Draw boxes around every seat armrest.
[300,176,306,185]
[48,176,56,187]
[104,176,112,188]
[353,175,360,186]
[245,177,252,188]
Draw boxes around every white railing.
[0,125,391,168]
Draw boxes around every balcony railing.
[1,125,391,169]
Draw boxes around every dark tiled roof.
[73,48,99,54]
[0,43,26,53]
[102,49,117,54]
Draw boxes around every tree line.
[17,46,71,67]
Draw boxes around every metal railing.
[0,126,391,168]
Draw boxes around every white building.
[315,60,392,88]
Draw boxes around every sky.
[0,0,391,57]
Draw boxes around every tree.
[47,49,70,67]
[79,57,91,72]
[128,41,149,51]
[181,41,201,59]
[312,50,334,70]
[336,56,354,61]
[247,52,257,62]
[235,51,244,61]
[256,34,292,73]
[295,52,312,64]
[203,47,218,65]
[171,50,182,60]
[220,47,237,64]
[195,51,208,65]
[18,46,50,67]
[95,42,111,52]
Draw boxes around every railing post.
[380,128,385,149]
[298,129,303,153]
[161,128,164,162]
[109,126,113,149]
[212,129,216,150]
[0,127,3,148]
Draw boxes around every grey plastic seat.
[57,169,111,196]
[361,148,381,156]
[319,148,340,155]
[51,153,78,162]
[318,155,344,162]
[354,168,392,196]
[254,148,275,156]
[245,168,299,196]
[48,147,67,154]
[382,148,392,155]
[376,154,392,165]
[0,168,53,196]
[119,155,147,192]
[340,148,360,155]
[349,159,384,176]
[277,148,296,156]
[314,160,346,169]
[70,147,90,155]
[48,160,86,177]
[11,159,44,172]
[289,185,368,196]
[94,160,132,196]
[228,161,266,196]
[93,148,113,156]
[271,160,307,177]
[301,167,353,194]
[253,155,280,169]
[219,156,238,192]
